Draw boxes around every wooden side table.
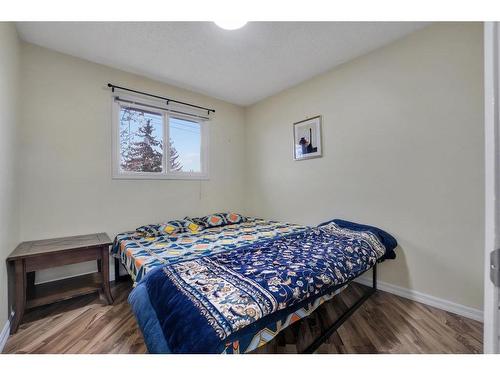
[7,233,113,334]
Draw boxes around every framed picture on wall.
[293,115,322,160]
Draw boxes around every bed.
[113,216,397,354]
[111,218,308,283]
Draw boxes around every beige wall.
[18,43,246,283]
[0,23,21,325]
[244,23,484,309]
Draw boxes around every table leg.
[100,245,113,304]
[26,271,35,296]
[114,257,120,281]
[11,259,26,334]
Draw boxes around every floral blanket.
[111,218,308,283]
[137,221,389,353]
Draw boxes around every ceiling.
[16,22,429,106]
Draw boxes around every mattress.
[111,218,309,283]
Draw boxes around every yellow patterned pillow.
[163,225,177,235]
[159,220,190,236]
[186,221,202,233]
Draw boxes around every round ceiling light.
[214,20,248,30]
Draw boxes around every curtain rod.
[115,97,210,121]
[107,83,215,114]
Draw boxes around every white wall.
[0,23,21,325]
[244,23,484,310]
[18,43,246,283]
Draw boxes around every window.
[169,116,202,173]
[112,100,208,179]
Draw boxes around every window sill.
[112,173,209,181]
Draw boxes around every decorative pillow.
[187,214,225,229]
[188,216,208,227]
[135,224,163,237]
[161,219,205,235]
[224,212,246,225]
[206,213,227,227]
[137,219,203,237]
[159,220,187,235]
[188,212,247,229]
[182,219,204,234]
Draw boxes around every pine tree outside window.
[112,100,208,179]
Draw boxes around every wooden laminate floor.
[3,280,483,354]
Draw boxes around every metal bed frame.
[114,257,131,282]
[302,263,377,353]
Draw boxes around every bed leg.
[114,257,130,282]
[302,263,378,354]
[114,257,120,281]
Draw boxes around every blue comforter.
[129,220,397,353]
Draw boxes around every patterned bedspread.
[134,222,388,353]
[111,218,308,283]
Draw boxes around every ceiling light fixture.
[214,20,248,30]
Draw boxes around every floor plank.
[3,280,483,354]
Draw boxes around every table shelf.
[26,272,103,309]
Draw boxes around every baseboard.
[0,319,10,353]
[356,276,483,322]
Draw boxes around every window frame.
[111,98,209,180]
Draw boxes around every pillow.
[320,219,398,261]
[182,219,204,234]
[135,224,163,237]
[188,216,206,227]
[188,212,247,229]
[224,212,246,225]
[137,219,203,237]
[189,213,226,228]
[159,220,188,235]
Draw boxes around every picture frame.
[293,115,322,160]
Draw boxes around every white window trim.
[111,97,209,180]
